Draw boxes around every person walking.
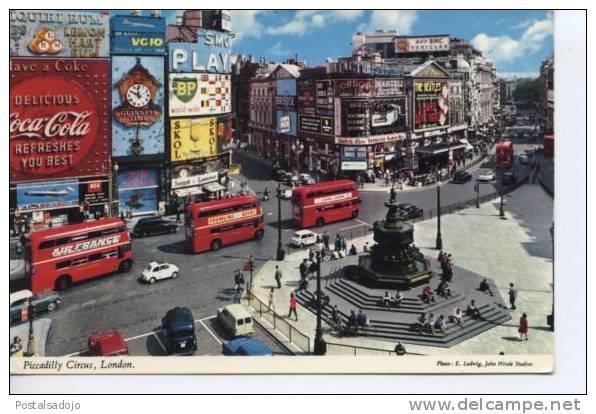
[267,288,275,313]
[288,293,298,321]
[519,313,529,340]
[323,231,330,250]
[274,265,283,289]
[508,282,518,310]
[175,206,181,224]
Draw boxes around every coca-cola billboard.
[9,58,110,182]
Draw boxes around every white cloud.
[358,10,418,34]
[266,10,364,37]
[267,41,290,57]
[471,14,553,64]
[231,10,266,42]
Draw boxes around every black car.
[161,307,197,355]
[397,203,423,220]
[133,216,178,237]
[452,170,472,184]
[271,168,290,182]
[502,172,517,185]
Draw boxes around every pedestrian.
[299,259,308,280]
[519,313,529,340]
[323,231,330,250]
[334,234,341,251]
[349,244,357,255]
[268,288,275,312]
[341,236,347,252]
[508,282,517,310]
[394,342,406,356]
[10,336,23,357]
[175,207,181,224]
[363,242,370,253]
[288,293,298,320]
[274,265,283,289]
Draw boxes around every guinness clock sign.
[113,58,162,127]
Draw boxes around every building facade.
[539,56,554,133]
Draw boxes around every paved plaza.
[249,182,554,356]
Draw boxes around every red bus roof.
[186,195,258,213]
[496,140,513,149]
[27,217,125,243]
[292,180,356,196]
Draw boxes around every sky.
[136,10,554,79]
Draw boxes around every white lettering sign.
[51,234,121,258]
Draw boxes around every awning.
[174,187,204,197]
[459,139,474,151]
[203,182,227,193]
[416,145,450,155]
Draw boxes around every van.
[217,304,255,337]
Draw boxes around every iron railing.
[246,294,312,354]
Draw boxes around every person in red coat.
[519,313,529,340]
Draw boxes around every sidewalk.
[9,318,52,357]
[249,182,554,356]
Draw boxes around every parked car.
[502,172,517,185]
[217,304,255,338]
[222,337,272,356]
[279,188,293,200]
[518,154,530,165]
[396,203,423,220]
[87,330,129,356]
[271,168,290,182]
[10,289,61,325]
[298,173,316,185]
[133,216,178,237]
[285,173,299,186]
[291,230,319,247]
[477,171,496,182]
[161,307,197,355]
[452,170,472,184]
[139,261,179,284]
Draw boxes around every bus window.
[39,240,55,249]
[56,260,71,270]
[56,237,70,246]
[89,253,103,262]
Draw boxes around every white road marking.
[353,219,371,227]
[199,319,222,345]
[197,315,217,322]
[339,223,367,231]
[126,331,160,342]
[266,212,273,216]
[64,351,82,357]
[151,332,168,354]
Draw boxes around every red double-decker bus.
[291,180,360,228]
[496,140,514,169]
[185,195,265,253]
[24,218,133,293]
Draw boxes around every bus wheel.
[119,260,132,273]
[255,230,264,240]
[211,239,222,251]
[55,276,72,291]
[351,210,359,219]
[316,218,324,227]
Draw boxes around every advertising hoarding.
[335,79,373,98]
[341,98,406,137]
[170,117,218,161]
[10,58,110,183]
[276,110,297,136]
[276,78,296,96]
[80,178,109,205]
[168,73,231,117]
[171,168,219,190]
[297,79,316,115]
[315,80,334,116]
[335,133,407,146]
[16,180,79,212]
[373,78,405,97]
[341,161,368,171]
[298,115,334,136]
[395,35,450,54]
[216,114,234,154]
[110,15,165,56]
[414,80,450,131]
[10,10,109,58]
[168,30,232,73]
[341,146,368,161]
[112,56,164,157]
[117,169,158,216]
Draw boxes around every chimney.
[130,10,141,16]
[150,10,161,17]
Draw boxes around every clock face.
[126,83,152,108]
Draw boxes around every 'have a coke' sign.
[9,58,110,182]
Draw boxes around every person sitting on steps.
[437,280,452,298]
[466,300,482,320]
[381,291,391,308]
[421,283,435,303]
[479,278,494,296]
[391,290,404,308]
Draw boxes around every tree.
[513,78,541,107]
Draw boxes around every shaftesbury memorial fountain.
[347,186,432,288]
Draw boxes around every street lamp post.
[313,252,326,355]
[276,182,285,261]
[499,191,506,219]
[435,181,443,250]
[112,162,119,217]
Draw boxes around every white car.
[291,230,319,247]
[279,188,293,200]
[299,173,316,185]
[477,171,496,182]
[140,261,179,284]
